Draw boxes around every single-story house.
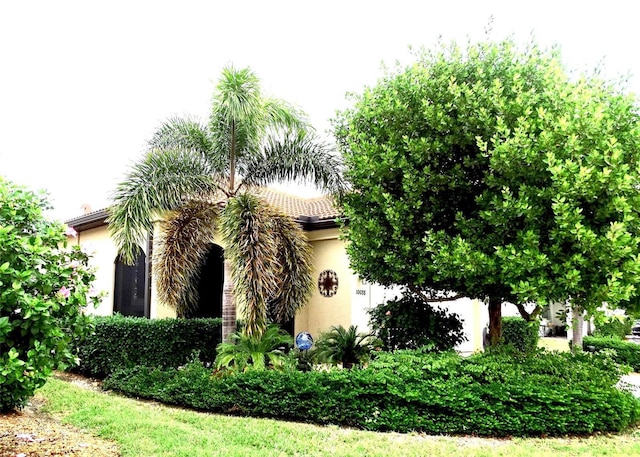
[65,188,570,353]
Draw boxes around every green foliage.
[499,317,540,354]
[334,37,640,347]
[70,315,221,378]
[593,314,633,339]
[214,324,292,371]
[368,292,466,351]
[104,350,640,436]
[0,178,98,410]
[313,325,381,369]
[583,336,640,372]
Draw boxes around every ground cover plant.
[103,349,640,436]
[70,315,222,378]
[0,178,98,411]
[13,377,638,457]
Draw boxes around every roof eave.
[65,209,109,231]
[295,216,346,231]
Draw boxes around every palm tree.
[108,66,344,340]
[313,325,381,369]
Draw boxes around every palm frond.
[263,97,311,133]
[220,193,280,337]
[208,66,265,164]
[214,324,292,371]
[314,325,380,368]
[154,200,219,317]
[208,66,316,194]
[241,131,347,197]
[214,66,263,122]
[108,147,220,264]
[266,210,314,323]
[147,116,227,174]
[147,116,211,154]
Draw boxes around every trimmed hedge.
[583,336,640,372]
[103,349,640,436]
[500,317,539,353]
[71,315,222,378]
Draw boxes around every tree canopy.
[334,38,640,345]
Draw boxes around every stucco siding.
[69,225,115,316]
[295,228,354,340]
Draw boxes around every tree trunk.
[571,303,584,353]
[488,296,502,346]
[222,258,236,342]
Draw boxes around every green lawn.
[538,337,570,352]
[36,378,640,457]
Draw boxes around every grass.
[538,337,570,352]
[36,378,640,457]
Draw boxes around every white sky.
[1,0,639,221]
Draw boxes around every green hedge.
[103,349,640,436]
[583,336,640,372]
[500,317,539,353]
[71,315,222,378]
[593,317,633,339]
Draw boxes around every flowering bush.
[0,178,99,411]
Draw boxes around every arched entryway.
[192,243,224,318]
[114,251,148,317]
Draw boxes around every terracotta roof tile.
[256,188,341,221]
[66,188,342,231]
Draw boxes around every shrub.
[215,324,292,371]
[500,317,539,354]
[103,350,640,436]
[0,178,98,411]
[368,291,466,351]
[313,325,381,369]
[71,315,221,378]
[583,336,640,372]
[593,315,633,339]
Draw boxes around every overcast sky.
[1,1,638,221]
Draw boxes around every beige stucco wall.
[66,219,487,353]
[66,225,116,316]
[294,227,356,340]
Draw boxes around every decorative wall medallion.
[318,269,339,297]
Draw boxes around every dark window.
[114,251,147,317]
[192,244,224,318]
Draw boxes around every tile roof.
[256,188,340,221]
[66,188,342,232]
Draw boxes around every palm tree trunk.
[229,120,236,192]
[571,303,584,353]
[222,258,236,341]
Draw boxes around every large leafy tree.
[334,38,640,347]
[108,66,344,339]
